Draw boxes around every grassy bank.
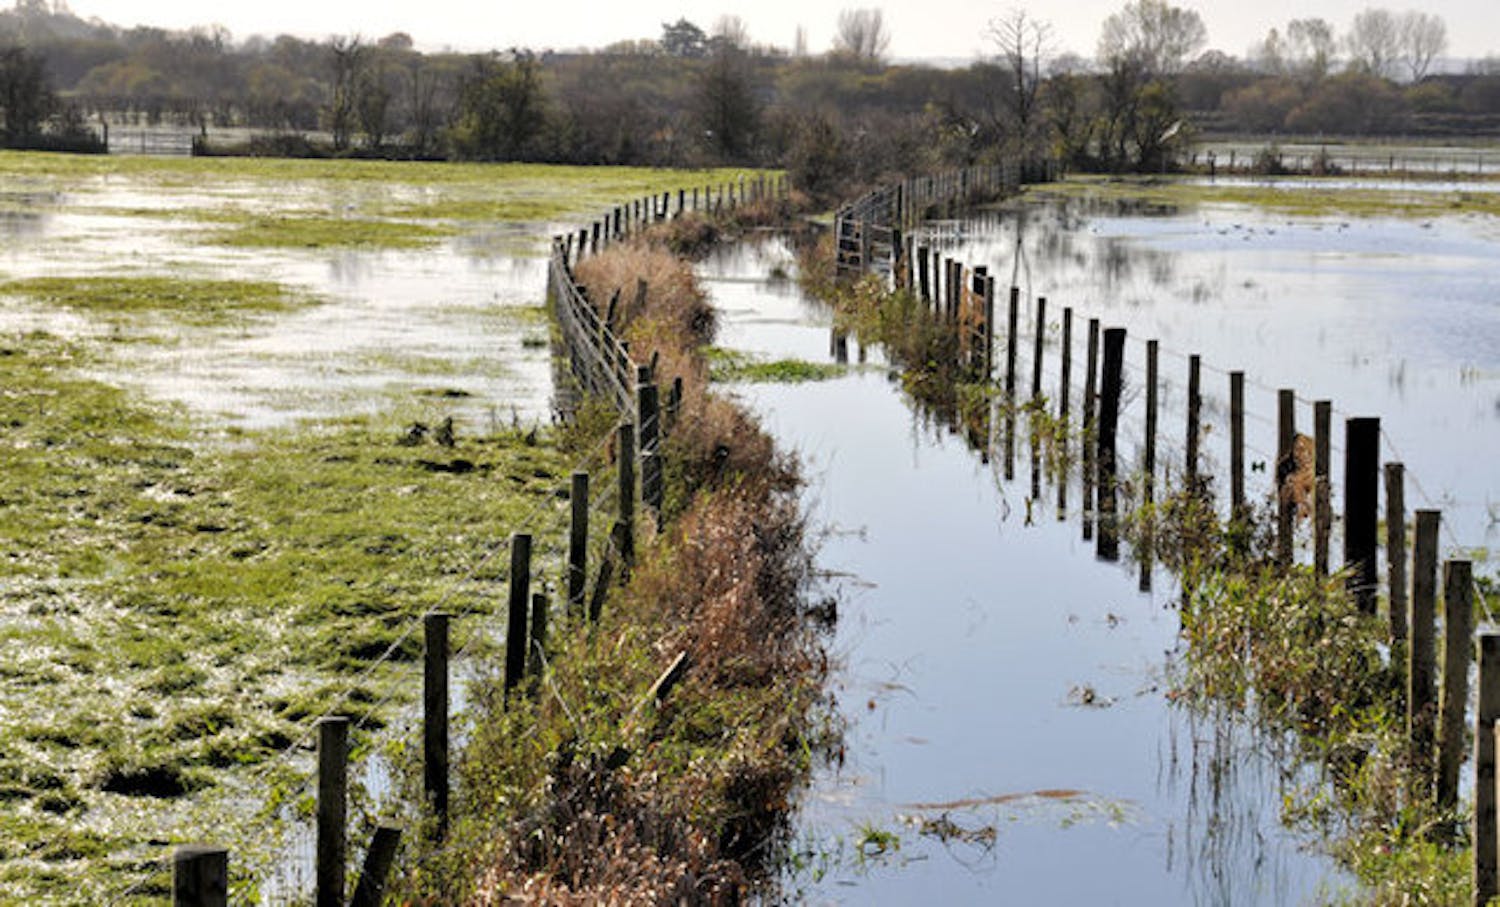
[388,208,834,901]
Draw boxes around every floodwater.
[700,185,1500,903]
[0,178,557,433]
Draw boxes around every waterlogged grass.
[0,332,571,901]
[706,347,848,383]
[1031,175,1500,219]
[0,151,772,249]
[0,276,311,328]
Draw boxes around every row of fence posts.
[1194,149,1490,178]
[171,187,696,906]
[558,173,787,265]
[852,208,1496,904]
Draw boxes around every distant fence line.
[146,171,784,907]
[837,166,1500,902]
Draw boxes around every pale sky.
[54,0,1500,62]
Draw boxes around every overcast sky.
[53,0,1500,62]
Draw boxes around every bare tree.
[327,34,366,150]
[1345,9,1399,79]
[987,9,1052,154]
[1097,0,1206,77]
[834,8,890,63]
[711,15,750,52]
[1398,11,1446,82]
[1286,18,1336,81]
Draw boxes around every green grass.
[0,331,574,901]
[0,276,311,327]
[209,214,458,249]
[706,347,848,383]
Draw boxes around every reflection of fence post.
[504,534,532,696]
[423,613,449,837]
[1437,560,1474,810]
[1409,509,1440,789]
[1276,389,1296,565]
[316,717,348,907]
[1344,417,1381,614]
[1385,463,1407,645]
[568,472,589,621]
[173,845,227,907]
[1315,401,1332,577]
[1477,633,1500,904]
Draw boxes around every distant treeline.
[3,0,1500,193]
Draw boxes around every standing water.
[695,180,1500,903]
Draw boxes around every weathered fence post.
[1276,389,1296,565]
[1229,371,1245,519]
[528,591,548,681]
[618,422,636,569]
[173,846,228,907]
[1437,560,1475,810]
[1385,463,1407,645]
[1031,297,1046,402]
[1409,509,1440,787]
[568,472,588,620]
[1477,632,1500,904]
[316,716,348,907]
[1059,308,1073,425]
[1005,287,1020,397]
[916,246,930,302]
[423,613,449,836]
[1315,400,1332,576]
[504,533,532,696]
[1344,417,1381,614]
[638,367,662,518]
[1081,318,1100,540]
[1096,328,1126,562]
[350,826,402,907]
[1144,340,1159,506]
[1186,355,1201,489]
[982,276,996,380]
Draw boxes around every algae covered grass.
[0,276,311,328]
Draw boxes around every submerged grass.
[0,276,311,328]
[706,347,848,384]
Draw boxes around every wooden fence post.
[1059,307,1073,426]
[917,245,930,302]
[350,826,402,907]
[1081,318,1100,540]
[1478,632,1500,904]
[504,533,532,696]
[1005,286,1020,398]
[982,276,996,381]
[1315,401,1332,576]
[618,422,636,569]
[1344,417,1381,614]
[173,846,228,907]
[1031,297,1046,402]
[1186,354,1201,489]
[316,716,348,907]
[1229,371,1244,519]
[1437,560,1475,809]
[638,368,662,517]
[1409,509,1440,787]
[1096,328,1126,562]
[1277,389,1296,565]
[423,613,449,837]
[568,472,588,620]
[528,591,548,681]
[1385,463,1407,645]
[1144,340,1159,507]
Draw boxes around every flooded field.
[700,178,1500,903]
